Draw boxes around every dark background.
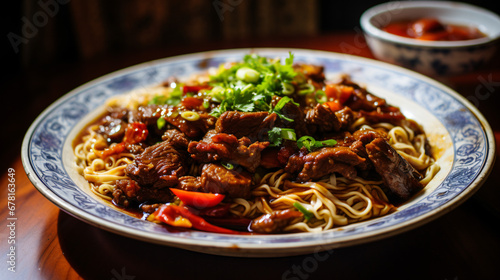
[2,0,499,170]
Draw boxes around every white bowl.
[360,1,500,76]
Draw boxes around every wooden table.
[2,33,500,280]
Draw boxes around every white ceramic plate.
[22,48,495,257]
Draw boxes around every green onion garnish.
[157,117,166,130]
[280,128,297,141]
[221,162,234,170]
[315,90,327,104]
[293,202,313,221]
[297,136,337,152]
[282,82,295,95]
[298,83,314,95]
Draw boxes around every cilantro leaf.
[267,127,297,147]
[208,53,299,116]
[149,85,183,106]
[267,127,283,146]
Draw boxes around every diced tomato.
[170,188,225,208]
[123,122,149,144]
[324,101,343,112]
[325,84,353,104]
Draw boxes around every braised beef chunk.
[334,107,355,129]
[201,163,252,198]
[98,107,131,143]
[306,106,354,134]
[273,96,309,137]
[359,106,405,125]
[125,140,190,189]
[215,111,277,141]
[349,129,388,170]
[99,116,127,143]
[178,176,203,191]
[161,129,189,148]
[112,179,173,207]
[340,77,387,111]
[167,112,216,139]
[188,133,269,172]
[305,104,342,133]
[107,107,130,121]
[249,209,303,233]
[366,138,423,201]
[353,129,388,144]
[133,105,163,126]
[131,104,215,139]
[286,147,366,182]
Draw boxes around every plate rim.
[21,47,496,257]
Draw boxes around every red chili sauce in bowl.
[382,18,486,41]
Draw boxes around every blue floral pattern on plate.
[21,49,495,257]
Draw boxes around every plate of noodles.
[22,48,495,257]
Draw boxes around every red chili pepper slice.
[198,203,231,217]
[170,188,225,209]
[154,204,239,234]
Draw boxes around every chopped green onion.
[318,139,337,147]
[221,162,234,170]
[282,82,295,95]
[274,96,299,112]
[202,100,210,109]
[315,90,327,104]
[167,110,179,118]
[293,202,313,221]
[297,136,337,152]
[209,86,225,102]
[271,96,299,123]
[280,128,297,141]
[241,84,255,93]
[297,136,315,151]
[236,67,260,83]
[181,111,200,121]
[157,117,166,130]
[298,83,315,95]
